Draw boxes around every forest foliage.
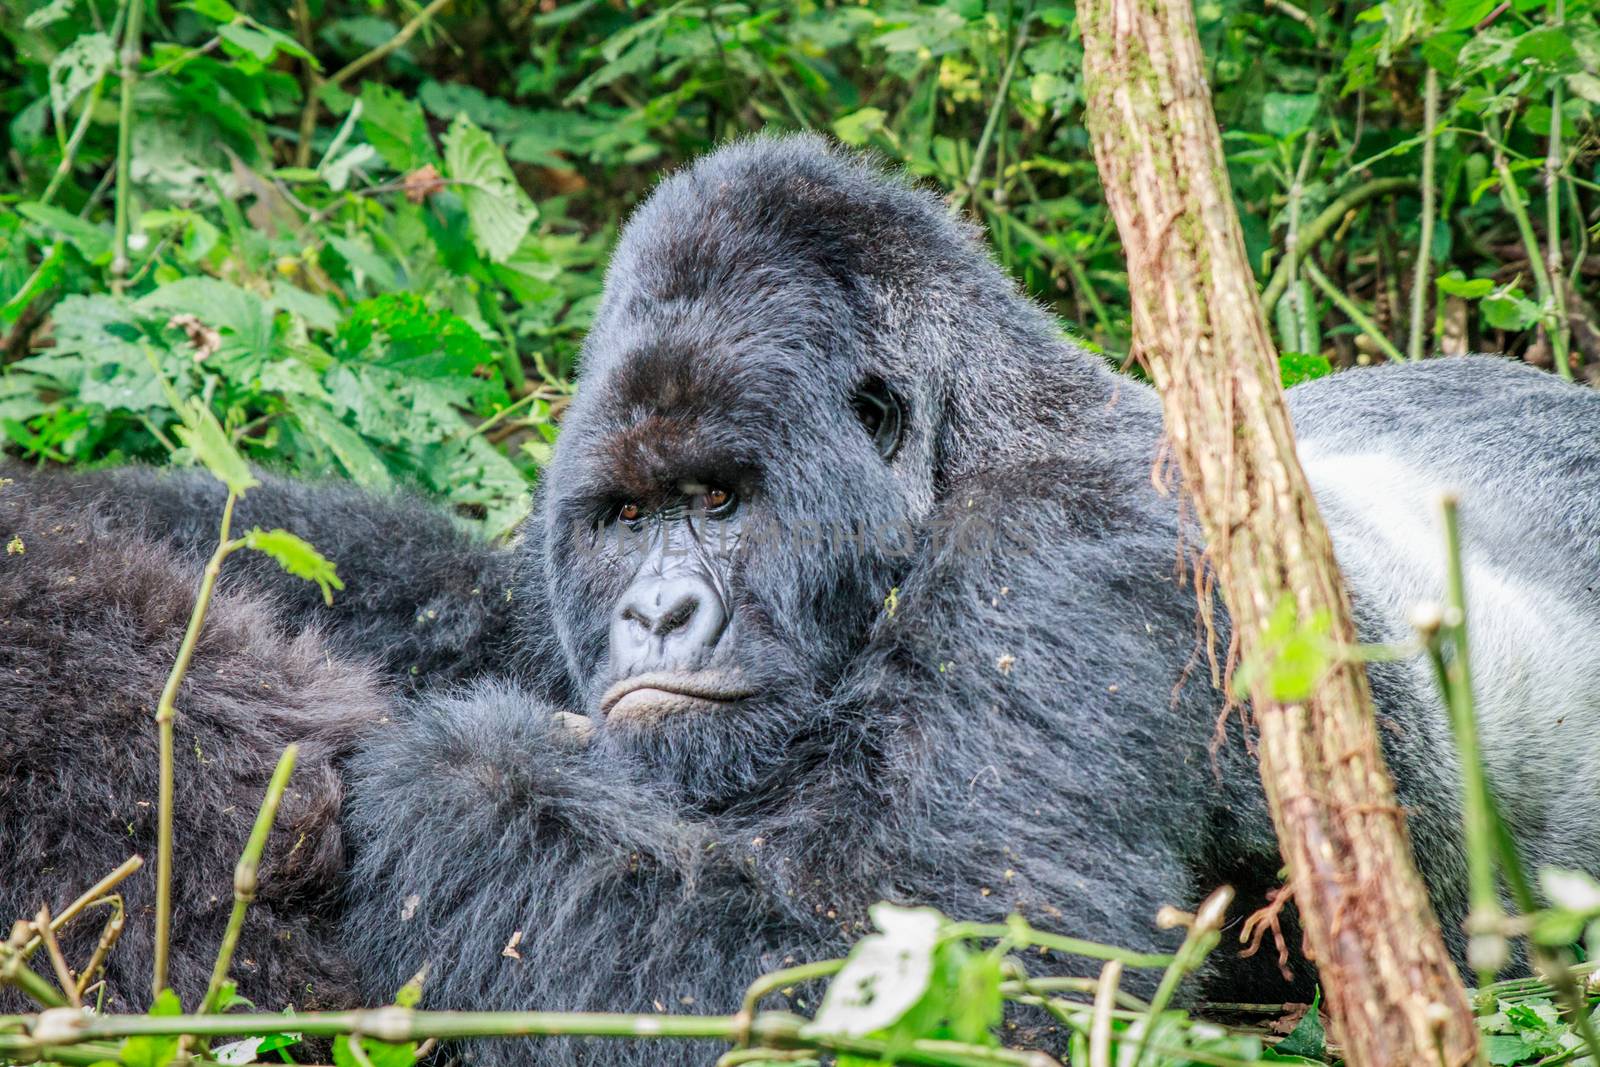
[2,0,1596,533]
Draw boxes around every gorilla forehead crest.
[563,135,999,498]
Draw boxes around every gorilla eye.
[851,376,905,462]
[701,487,735,516]
[618,502,642,524]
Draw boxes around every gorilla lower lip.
[601,671,754,722]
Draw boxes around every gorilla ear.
[851,376,905,462]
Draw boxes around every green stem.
[1544,28,1570,370]
[1434,494,1505,990]
[295,0,455,166]
[41,77,108,207]
[1303,259,1406,364]
[941,920,1176,970]
[199,746,298,1015]
[738,959,843,1022]
[0,946,68,1008]
[1260,177,1415,315]
[110,0,145,295]
[956,8,1032,211]
[1,1010,1049,1067]
[1488,117,1570,380]
[1407,66,1439,362]
[1280,131,1321,356]
[152,491,241,997]
[1130,888,1231,1067]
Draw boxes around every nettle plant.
[2,0,607,535]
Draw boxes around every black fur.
[6,137,1600,1067]
[0,476,385,1014]
[6,464,543,691]
[339,137,1600,1066]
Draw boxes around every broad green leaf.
[1262,92,1319,137]
[18,202,111,261]
[332,1036,415,1067]
[173,398,260,496]
[1483,290,1541,331]
[360,82,437,171]
[1271,990,1326,1058]
[443,114,539,263]
[832,107,887,146]
[289,401,393,489]
[181,0,237,21]
[242,528,343,604]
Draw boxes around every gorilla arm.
[2,461,529,688]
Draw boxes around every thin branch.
[109,0,146,294]
[295,0,455,166]
[200,746,299,1015]
[1304,258,1406,363]
[1407,66,1438,362]
[1488,116,1571,379]
[1260,176,1415,315]
[152,491,242,996]
[33,908,80,1009]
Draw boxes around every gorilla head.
[541,136,1107,800]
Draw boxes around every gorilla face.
[543,323,917,798]
[534,148,975,800]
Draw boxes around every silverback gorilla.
[5,135,1600,1065]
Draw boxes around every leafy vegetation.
[2,0,1595,532]
[3,0,1600,1063]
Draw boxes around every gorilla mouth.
[600,670,757,724]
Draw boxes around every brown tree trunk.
[1074,2,1478,1065]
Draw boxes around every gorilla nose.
[611,573,729,665]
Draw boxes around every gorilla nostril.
[653,596,697,637]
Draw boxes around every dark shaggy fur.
[5,464,544,690]
[0,475,386,1014]
[7,137,1600,1067]
[335,137,1600,1066]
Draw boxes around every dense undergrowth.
[2,0,1596,532]
[3,0,1600,1064]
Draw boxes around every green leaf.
[1279,351,1332,387]
[807,904,943,1039]
[1435,270,1495,299]
[288,402,393,489]
[173,398,260,496]
[443,114,539,263]
[360,82,437,171]
[181,0,237,21]
[1484,1033,1538,1065]
[18,201,111,261]
[48,31,114,131]
[1272,990,1326,1058]
[121,989,183,1067]
[1567,72,1600,105]
[1262,92,1319,137]
[832,107,887,146]
[332,1036,416,1067]
[242,528,343,604]
[1483,290,1541,331]
[25,0,77,30]
[1513,27,1579,71]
